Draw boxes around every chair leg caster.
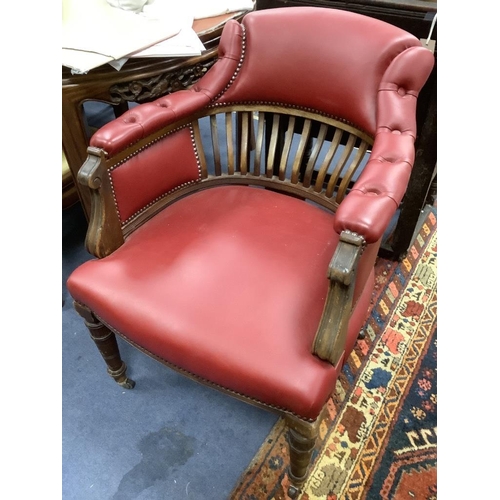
[357,329,366,340]
[118,377,136,389]
[287,485,301,499]
[107,362,136,389]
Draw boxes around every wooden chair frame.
[75,103,373,497]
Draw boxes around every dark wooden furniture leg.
[73,302,135,389]
[285,413,322,498]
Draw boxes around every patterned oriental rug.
[230,208,437,500]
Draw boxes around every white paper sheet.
[62,0,185,73]
[131,27,206,57]
[62,0,255,73]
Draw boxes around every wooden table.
[257,0,437,261]
[62,10,251,219]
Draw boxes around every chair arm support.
[88,91,210,156]
[78,147,124,258]
[312,230,365,365]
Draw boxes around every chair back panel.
[194,106,373,206]
[216,8,422,136]
[109,126,201,225]
[107,105,375,235]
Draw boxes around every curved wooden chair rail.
[68,7,434,498]
[80,105,373,252]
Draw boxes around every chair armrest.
[76,19,246,258]
[333,130,414,243]
[334,44,434,243]
[88,19,244,157]
[312,230,365,365]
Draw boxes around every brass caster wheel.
[357,329,366,340]
[288,485,300,499]
[118,378,136,389]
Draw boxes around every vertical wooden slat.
[191,120,207,179]
[335,140,370,203]
[325,133,356,197]
[303,123,328,188]
[291,119,312,184]
[278,116,296,181]
[239,112,250,175]
[210,114,222,177]
[226,112,235,175]
[253,112,265,176]
[266,113,281,178]
[314,128,342,192]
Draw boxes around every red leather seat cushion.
[68,186,365,419]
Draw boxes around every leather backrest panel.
[217,8,422,136]
[109,126,201,224]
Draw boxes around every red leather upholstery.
[219,9,419,136]
[88,7,433,246]
[89,21,244,156]
[68,186,376,420]
[68,8,434,426]
[110,127,201,224]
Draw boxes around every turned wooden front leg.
[288,428,317,490]
[284,413,322,499]
[73,302,135,389]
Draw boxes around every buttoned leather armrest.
[333,130,415,243]
[334,45,434,243]
[88,19,244,157]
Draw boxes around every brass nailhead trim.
[212,24,247,102]
[108,124,202,227]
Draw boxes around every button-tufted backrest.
[84,7,434,251]
[212,8,432,138]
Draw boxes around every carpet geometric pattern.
[230,209,437,500]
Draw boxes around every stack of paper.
[62,0,255,74]
[132,27,206,58]
[62,0,192,73]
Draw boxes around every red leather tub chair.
[67,7,434,497]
